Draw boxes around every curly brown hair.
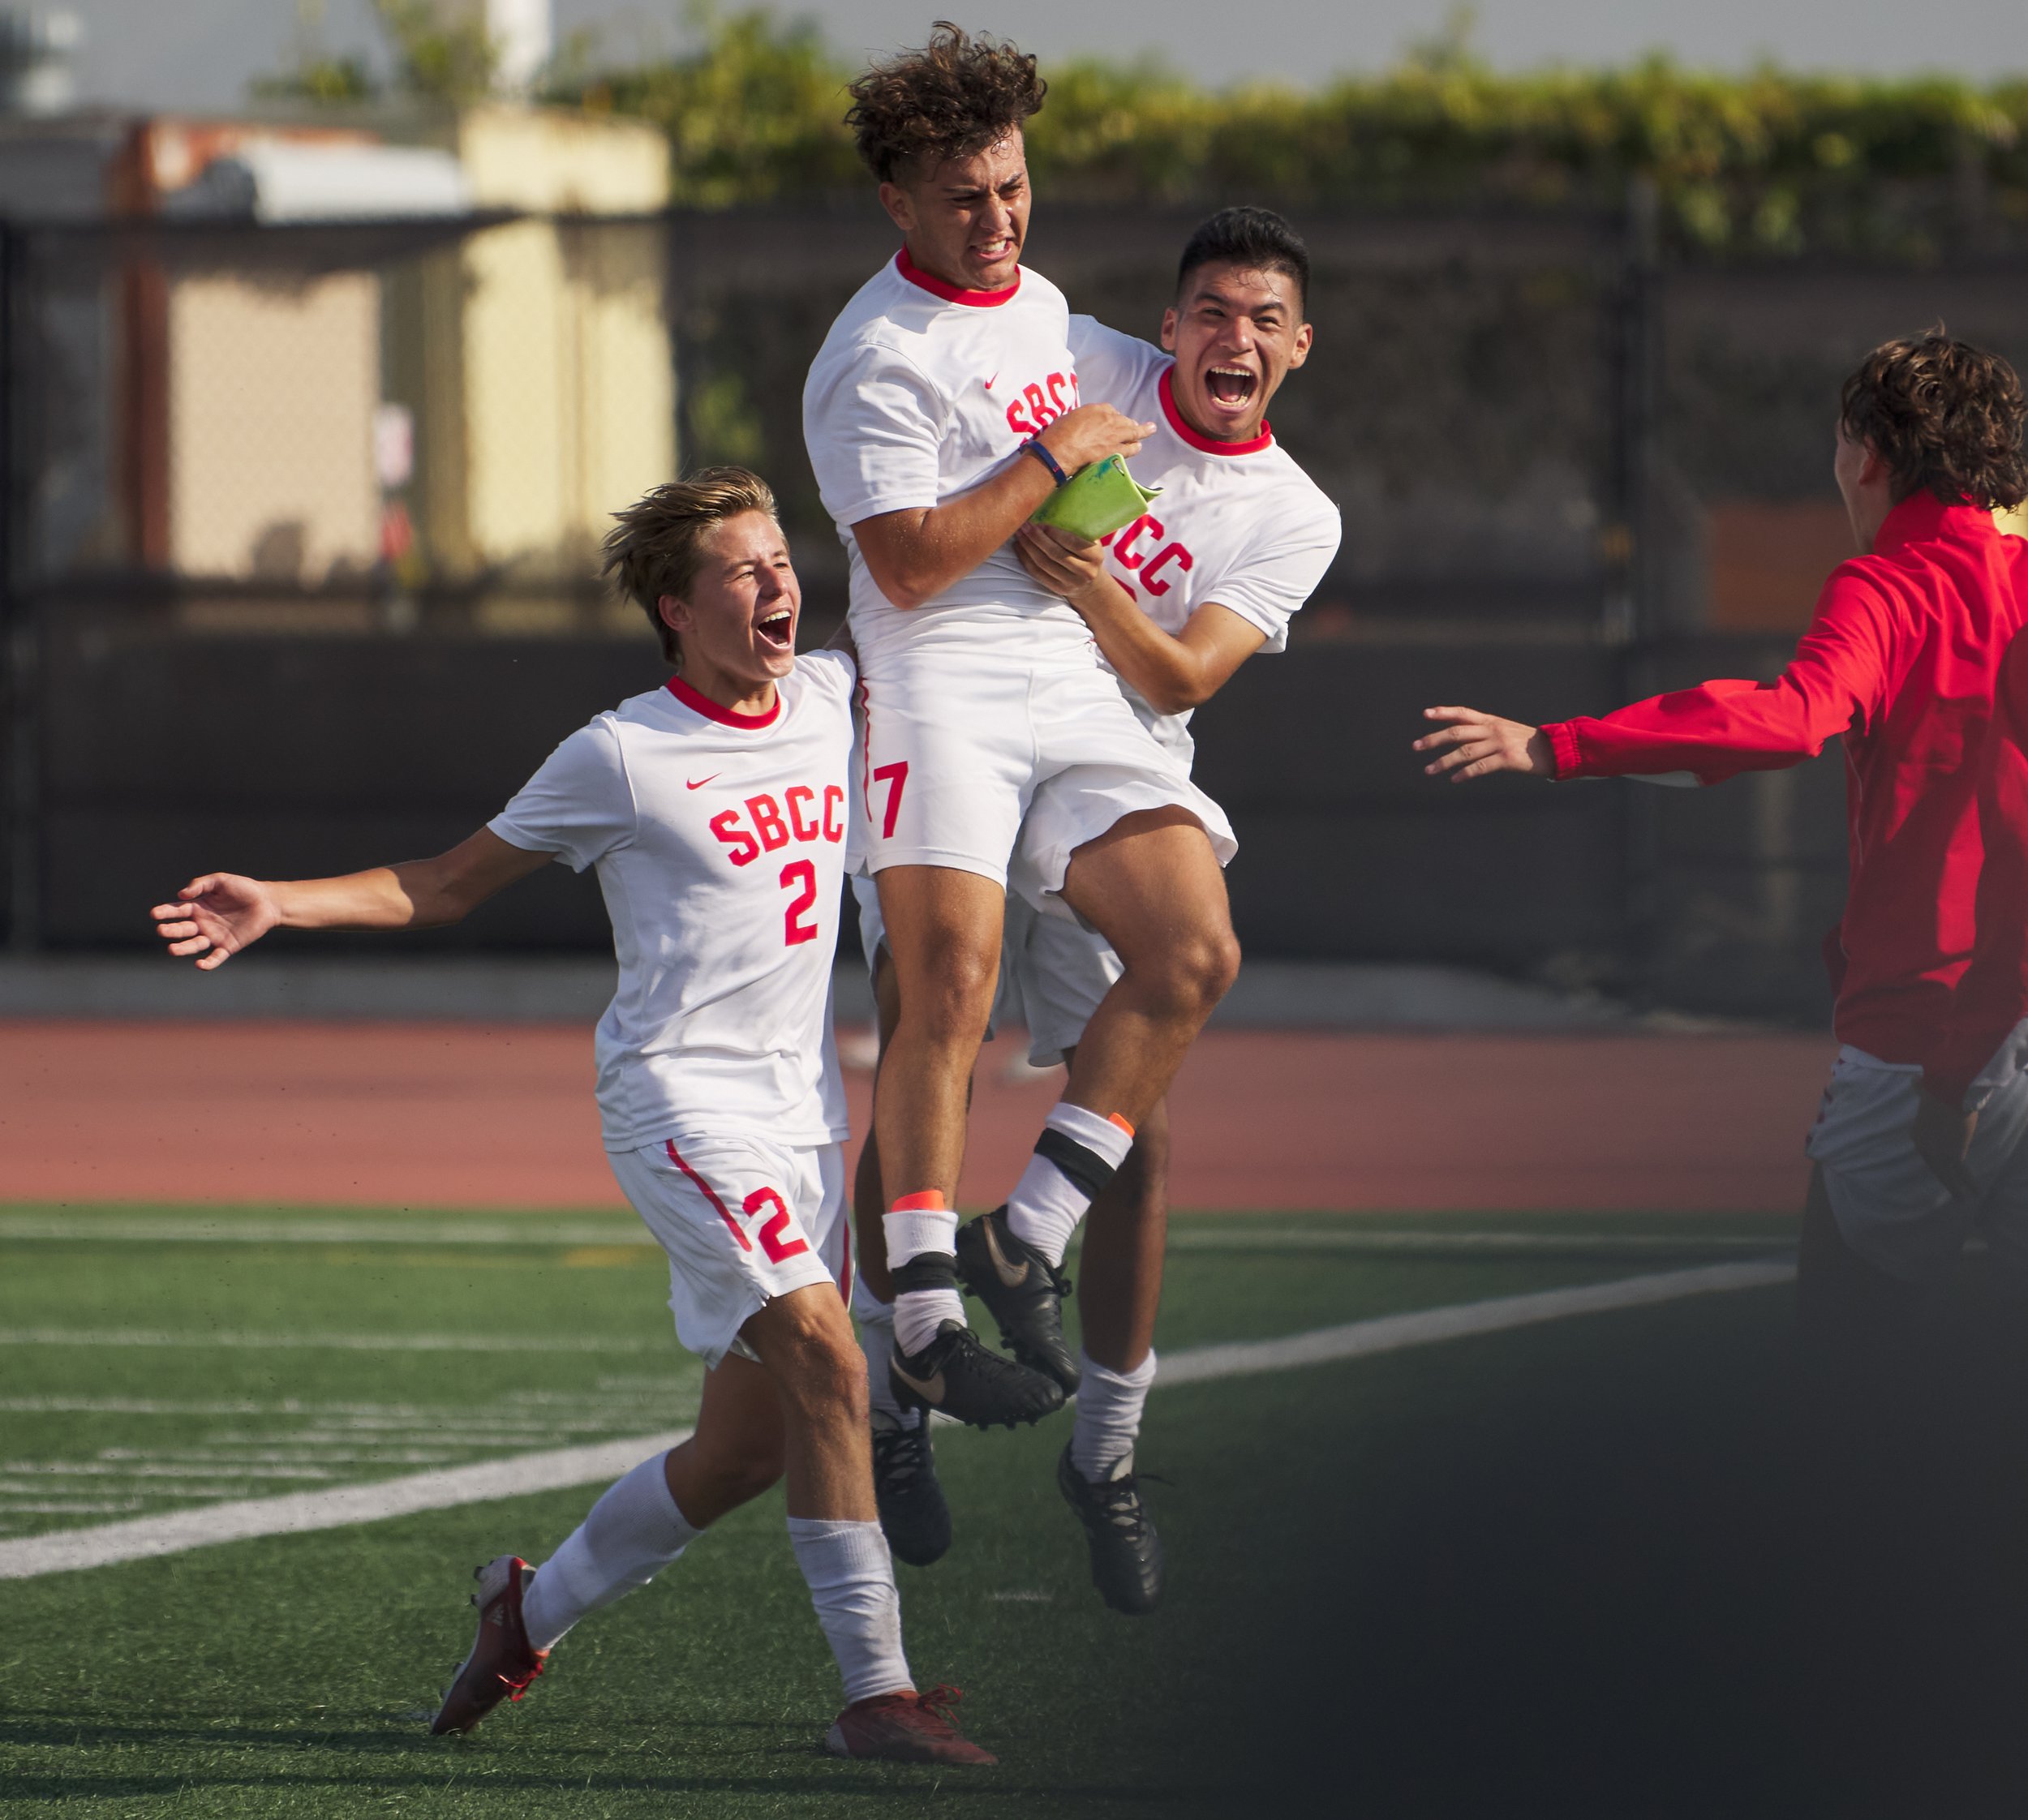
[1840,329,2028,511]
[844,22,1045,185]
[602,467,780,664]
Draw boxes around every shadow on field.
[1216,1260,2028,1819]
[0,1715,1175,1809]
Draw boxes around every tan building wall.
[165,271,380,582]
[415,106,673,580]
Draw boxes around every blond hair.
[601,467,780,663]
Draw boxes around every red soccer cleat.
[824,1685,997,1764]
[430,1554,548,1736]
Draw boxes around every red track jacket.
[1926,628,2028,1102]
[1543,491,2028,1064]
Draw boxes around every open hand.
[149,873,281,970]
[1414,706,1556,781]
[1911,1087,1979,1200]
[1014,522,1109,606]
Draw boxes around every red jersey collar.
[895,247,1021,308]
[666,672,781,729]
[1159,366,1273,457]
[1872,487,1996,556]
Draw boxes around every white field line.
[1162,1228,1793,1254]
[0,1430,696,1580]
[0,1213,1790,1254]
[1157,1260,1796,1387]
[0,1329,662,1354]
[0,1259,1794,1583]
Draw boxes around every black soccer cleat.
[1058,1444,1165,1616]
[870,1413,952,1567]
[888,1320,1065,1431]
[955,1207,1081,1395]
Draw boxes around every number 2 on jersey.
[780,858,819,946]
[742,1186,810,1262]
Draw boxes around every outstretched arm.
[1014,522,1266,714]
[149,828,553,970]
[1419,571,1896,787]
[854,404,1154,611]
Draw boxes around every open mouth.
[1205,365,1258,408]
[755,608,793,651]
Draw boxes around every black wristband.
[1022,436,1070,487]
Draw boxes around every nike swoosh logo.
[685,775,719,791]
[984,372,998,390]
[890,1359,947,1406]
[982,1218,1030,1288]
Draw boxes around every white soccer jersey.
[488,651,855,1153]
[1066,316,1342,757]
[802,251,1096,667]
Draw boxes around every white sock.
[520,1451,700,1651]
[883,1197,965,1357]
[1071,1348,1157,1482]
[853,1273,921,1430]
[787,1516,913,1705]
[1006,1103,1136,1267]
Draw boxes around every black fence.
[4,200,2023,1020]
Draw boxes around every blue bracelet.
[1022,436,1070,487]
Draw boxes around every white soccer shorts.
[853,650,1235,901]
[1805,1023,2028,1284]
[1004,891,1122,1067]
[608,1135,848,1371]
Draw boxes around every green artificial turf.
[7,1206,2023,1816]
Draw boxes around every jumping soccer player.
[1413,331,2028,1363]
[148,470,993,1766]
[851,208,1339,1611]
[802,27,1241,1437]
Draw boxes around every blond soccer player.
[150,470,993,1766]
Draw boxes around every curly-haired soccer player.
[801,27,1242,1437]
[148,470,994,1766]
[1413,331,2028,1365]
[851,207,1340,1610]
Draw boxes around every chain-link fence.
[6,198,2019,1019]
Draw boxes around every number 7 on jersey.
[870,761,908,840]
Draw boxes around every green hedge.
[553,12,2028,257]
[265,6,2028,255]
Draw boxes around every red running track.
[0,1020,1832,1213]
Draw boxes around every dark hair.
[1839,328,2028,511]
[602,467,780,664]
[844,21,1045,185]
[1176,206,1311,311]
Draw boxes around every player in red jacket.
[1411,330,2028,1346]
[1914,625,2028,1230]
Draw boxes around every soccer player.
[851,208,1340,1611]
[147,470,993,1766]
[1912,622,2028,1247]
[802,27,1242,1435]
[1412,331,2028,1357]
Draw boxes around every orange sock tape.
[890,1190,947,1213]
[1106,1113,1136,1138]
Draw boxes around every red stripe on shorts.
[665,1140,752,1252]
[857,676,874,822]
